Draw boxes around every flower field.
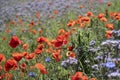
[0,0,120,80]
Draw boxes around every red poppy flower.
[98,13,105,19]
[29,21,35,27]
[58,29,65,35]
[53,10,59,14]
[105,30,112,38]
[34,49,42,55]
[22,52,28,57]
[5,73,13,80]
[4,59,18,72]
[71,72,88,80]
[37,44,44,50]
[52,50,62,62]
[81,17,90,23]
[53,35,68,47]
[107,2,111,6]
[9,36,21,48]
[20,63,27,72]
[68,46,74,51]
[23,44,29,50]
[67,20,76,27]
[0,74,4,80]
[12,52,23,62]
[25,53,36,60]
[106,23,114,30]
[100,17,107,22]
[37,36,47,43]
[54,40,63,47]
[86,11,93,17]
[0,65,2,71]
[0,54,6,63]
[35,63,47,74]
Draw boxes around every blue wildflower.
[100,63,106,67]
[29,72,35,77]
[108,70,120,77]
[61,61,68,68]
[67,57,78,65]
[89,40,96,46]
[45,57,51,62]
[105,62,115,68]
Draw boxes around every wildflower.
[67,20,76,27]
[29,72,35,77]
[25,53,36,60]
[58,29,65,35]
[67,57,78,65]
[0,74,4,80]
[2,36,6,41]
[10,20,15,25]
[94,56,103,61]
[66,51,76,58]
[34,49,42,55]
[37,36,47,44]
[89,40,96,46]
[108,70,120,77]
[105,62,115,68]
[112,30,120,37]
[79,23,85,28]
[35,63,47,74]
[29,21,35,27]
[107,2,111,6]
[12,52,23,62]
[45,57,51,62]
[0,65,2,71]
[53,40,63,47]
[86,11,93,17]
[84,60,90,64]
[23,44,29,50]
[100,63,106,67]
[37,44,44,50]
[105,23,114,30]
[100,17,107,22]
[98,13,105,19]
[118,44,120,49]
[55,35,68,47]
[115,14,120,20]
[22,52,28,57]
[79,5,83,8]
[0,54,6,63]
[61,60,69,68]
[9,36,21,48]
[105,30,112,38]
[101,40,120,47]
[88,47,97,53]
[81,17,90,23]
[71,72,88,80]
[53,10,59,14]
[68,46,74,51]
[20,63,27,72]
[5,73,13,80]
[52,50,62,62]
[4,59,18,72]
